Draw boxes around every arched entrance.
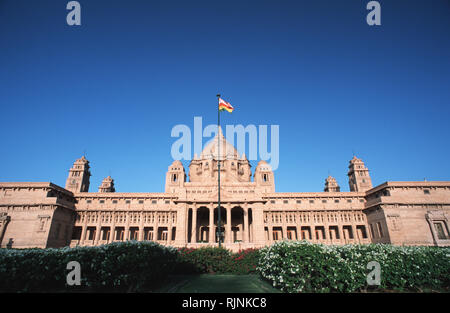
[231,206,244,243]
[214,206,227,243]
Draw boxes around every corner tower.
[348,156,372,192]
[98,176,115,192]
[165,160,186,192]
[324,176,340,192]
[254,160,275,193]
[65,156,91,193]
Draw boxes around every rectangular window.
[99,200,105,204]
[370,224,375,238]
[152,200,157,204]
[424,189,430,195]
[86,200,91,204]
[112,200,117,204]
[377,222,383,237]
[434,222,447,240]
[126,200,131,204]
[139,200,144,204]
[273,231,279,241]
[287,230,294,240]
[283,200,288,204]
[296,200,301,204]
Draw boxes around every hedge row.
[1,241,449,292]
[0,241,178,292]
[257,241,450,292]
[176,247,260,274]
[0,242,260,292]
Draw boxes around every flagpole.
[216,94,222,248]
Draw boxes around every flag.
[218,97,234,113]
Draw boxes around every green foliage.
[176,247,260,274]
[257,241,450,293]
[0,241,178,292]
[230,249,261,274]
[2,241,448,293]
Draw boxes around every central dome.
[200,127,239,160]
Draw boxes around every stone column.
[168,212,173,244]
[267,212,273,243]
[226,205,232,243]
[282,212,287,239]
[80,212,88,245]
[351,224,357,242]
[154,212,159,241]
[209,205,214,243]
[109,212,116,243]
[184,205,190,243]
[343,227,349,243]
[124,213,130,241]
[94,213,101,244]
[191,206,197,243]
[312,225,317,242]
[243,206,249,243]
[138,211,144,241]
[282,225,288,240]
[338,213,344,244]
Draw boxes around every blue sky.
[0,0,449,193]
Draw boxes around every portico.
[187,203,253,246]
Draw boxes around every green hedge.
[0,241,178,292]
[2,241,448,293]
[176,247,260,274]
[257,241,450,293]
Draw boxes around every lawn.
[153,274,282,293]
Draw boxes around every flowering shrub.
[230,249,261,274]
[0,241,178,292]
[257,241,450,293]
[3,241,447,293]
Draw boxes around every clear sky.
[0,0,449,193]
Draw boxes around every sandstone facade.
[1,131,449,250]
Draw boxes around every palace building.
[1,130,449,250]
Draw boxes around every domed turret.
[324,176,340,192]
[200,127,239,160]
[165,160,186,192]
[254,160,275,192]
[98,176,115,193]
[187,127,251,183]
